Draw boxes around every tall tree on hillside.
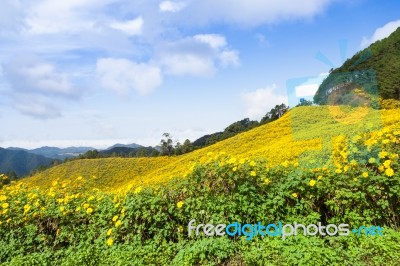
[182,139,194,154]
[174,142,183,156]
[260,103,288,124]
[160,133,174,156]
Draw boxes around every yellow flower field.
[15,106,400,194]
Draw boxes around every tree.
[136,148,148,157]
[182,139,194,154]
[160,133,174,156]
[151,150,160,157]
[260,103,288,124]
[174,142,183,156]
[296,99,313,107]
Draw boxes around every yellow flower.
[75,207,81,212]
[177,201,184,208]
[383,160,391,169]
[263,178,271,185]
[86,208,93,214]
[379,151,388,159]
[335,169,342,174]
[52,181,58,187]
[368,158,376,164]
[343,166,349,172]
[309,179,316,187]
[76,176,83,181]
[23,204,31,214]
[378,165,385,172]
[232,167,237,172]
[2,203,9,209]
[239,159,245,164]
[59,206,65,212]
[0,195,7,201]
[385,168,394,177]
[88,196,95,201]
[134,187,142,194]
[107,229,112,236]
[362,172,369,178]
[107,238,113,246]
[115,220,122,228]
[250,161,256,167]
[353,178,358,182]
[317,175,322,180]
[112,215,119,222]
[281,161,289,168]
[83,203,90,209]
[292,193,298,198]
[250,171,256,177]
[228,158,237,164]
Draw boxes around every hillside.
[23,106,400,193]
[0,148,53,177]
[314,26,400,104]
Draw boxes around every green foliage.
[260,104,288,124]
[193,118,259,147]
[315,27,400,104]
[1,128,400,265]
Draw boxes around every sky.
[0,0,400,149]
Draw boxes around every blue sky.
[0,0,399,149]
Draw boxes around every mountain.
[314,26,400,104]
[106,143,142,150]
[193,118,259,147]
[0,148,54,177]
[28,146,95,160]
[23,106,400,193]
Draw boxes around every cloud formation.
[361,20,400,47]
[0,0,336,120]
[242,85,288,120]
[159,34,239,76]
[110,17,144,36]
[96,58,163,95]
[2,56,79,119]
[159,1,186,13]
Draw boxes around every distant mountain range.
[1,143,143,177]
[7,146,95,160]
[0,148,54,177]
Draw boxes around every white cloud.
[295,84,319,98]
[242,84,288,120]
[1,56,78,119]
[159,34,239,76]
[161,54,215,77]
[4,57,77,96]
[159,1,186,13]
[110,17,144,36]
[361,20,400,47]
[193,34,227,49]
[96,58,163,95]
[219,50,240,67]
[24,0,102,34]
